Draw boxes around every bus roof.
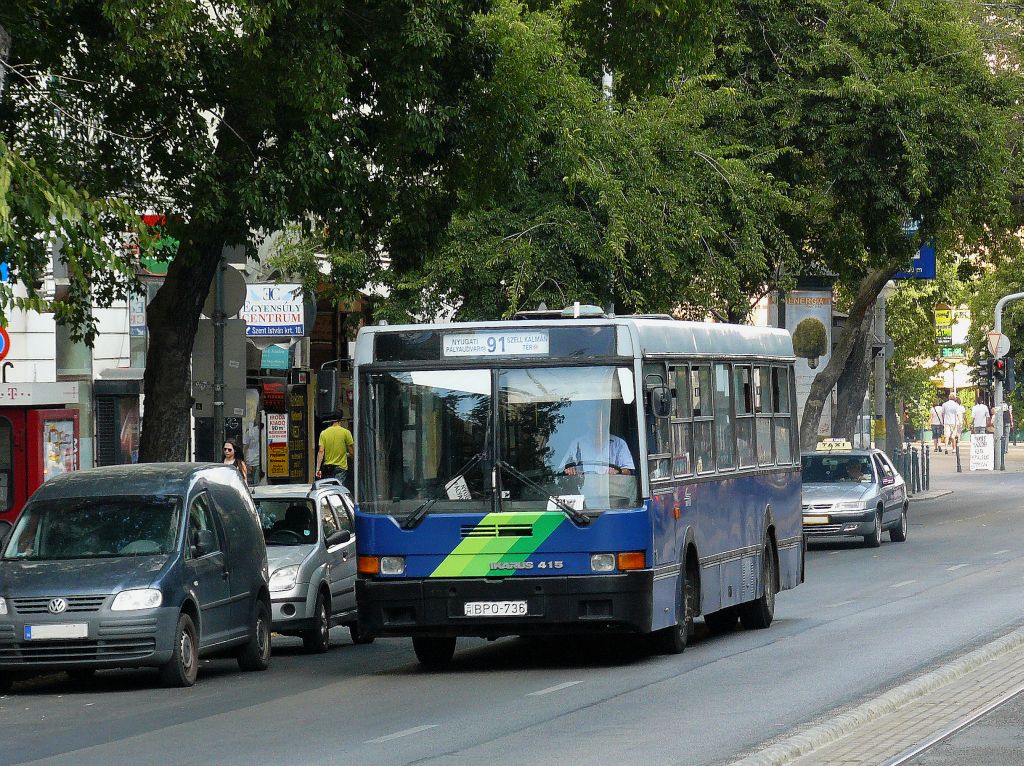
[356,316,794,363]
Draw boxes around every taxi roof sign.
[816,438,853,451]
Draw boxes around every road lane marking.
[947,564,970,571]
[827,600,856,608]
[527,680,584,697]
[993,549,1010,555]
[366,725,438,743]
[891,580,916,589]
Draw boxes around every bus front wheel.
[413,636,456,669]
[655,562,694,654]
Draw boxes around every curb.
[910,489,953,502]
[727,626,1024,766]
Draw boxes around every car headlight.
[269,565,300,592]
[0,597,7,616]
[834,501,868,511]
[111,589,163,611]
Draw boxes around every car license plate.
[24,624,89,640]
[803,516,830,526]
[463,600,528,617]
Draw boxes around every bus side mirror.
[649,386,672,418]
[0,520,11,550]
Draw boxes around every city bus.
[353,307,804,667]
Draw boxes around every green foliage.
[792,317,827,361]
[0,137,146,342]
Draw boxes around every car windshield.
[801,454,874,484]
[359,366,640,516]
[2,496,181,560]
[256,498,317,546]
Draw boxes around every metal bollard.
[923,445,930,490]
[955,438,962,472]
[910,447,919,494]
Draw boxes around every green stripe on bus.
[429,512,566,578]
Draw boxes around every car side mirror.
[649,386,672,418]
[326,529,351,547]
[191,528,217,557]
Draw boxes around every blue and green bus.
[354,308,804,666]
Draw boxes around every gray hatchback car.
[253,479,372,651]
[800,447,909,547]
[0,464,272,692]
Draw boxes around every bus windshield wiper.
[494,459,591,527]
[402,451,485,530]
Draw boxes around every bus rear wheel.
[413,637,456,669]
[655,563,694,654]
[739,543,776,630]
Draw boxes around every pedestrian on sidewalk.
[941,393,960,452]
[315,415,354,484]
[1004,402,1015,444]
[971,394,991,435]
[930,398,944,453]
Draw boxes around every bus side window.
[714,363,735,470]
[672,366,693,477]
[755,365,775,466]
[772,367,793,464]
[646,365,671,481]
[734,365,756,468]
[691,366,714,473]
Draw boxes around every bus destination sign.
[442,331,549,357]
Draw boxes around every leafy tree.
[710,0,1024,450]
[1,0,487,460]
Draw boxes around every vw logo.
[47,598,68,614]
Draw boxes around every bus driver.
[560,403,635,476]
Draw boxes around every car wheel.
[237,599,272,672]
[739,542,776,630]
[412,637,457,669]
[159,613,199,688]
[348,622,375,645]
[863,509,883,548]
[890,505,909,543]
[703,607,738,636]
[302,592,331,654]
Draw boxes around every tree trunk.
[833,303,875,440]
[799,267,895,451]
[138,243,221,462]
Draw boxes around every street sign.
[0,326,9,362]
[934,303,952,346]
[894,243,937,280]
[987,331,1011,359]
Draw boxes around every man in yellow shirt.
[315,416,354,483]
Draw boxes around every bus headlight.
[590,553,616,572]
[0,597,7,615]
[380,556,406,575]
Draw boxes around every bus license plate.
[803,516,829,526]
[463,601,528,617]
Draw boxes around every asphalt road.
[3,450,1024,766]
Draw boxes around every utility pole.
[873,281,896,450]
[993,291,1024,470]
[213,256,226,455]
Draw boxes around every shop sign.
[267,443,289,477]
[0,382,79,406]
[267,413,288,444]
[240,284,304,337]
[262,381,288,412]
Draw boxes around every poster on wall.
[42,419,77,481]
[786,290,833,437]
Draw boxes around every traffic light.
[976,358,993,387]
[994,358,1007,382]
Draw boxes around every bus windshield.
[360,366,640,516]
